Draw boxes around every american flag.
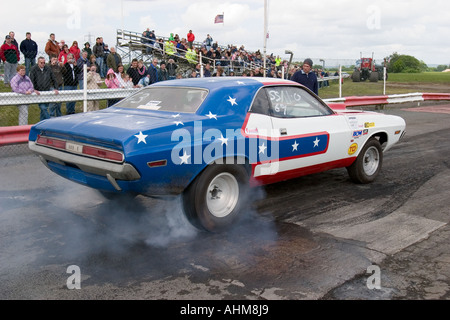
[214,14,224,24]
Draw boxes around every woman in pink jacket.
[10,65,38,125]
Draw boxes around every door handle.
[280,128,287,135]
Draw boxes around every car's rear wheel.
[182,164,249,232]
[347,138,383,184]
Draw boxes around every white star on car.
[292,140,299,151]
[205,111,217,120]
[259,142,267,154]
[237,81,245,85]
[179,150,191,164]
[174,121,184,126]
[134,131,148,144]
[227,96,238,106]
[218,134,228,146]
[172,113,180,118]
[313,137,320,147]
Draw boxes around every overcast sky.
[3,0,450,66]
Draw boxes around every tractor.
[351,53,386,82]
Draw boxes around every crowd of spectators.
[1,28,335,125]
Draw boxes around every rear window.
[114,87,208,113]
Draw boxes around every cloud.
[3,0,450,64]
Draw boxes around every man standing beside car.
[291,58,318,95]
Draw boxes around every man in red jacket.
[0,35,20,86]
[187,30,195,49]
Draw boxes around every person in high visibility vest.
[185,48,197,64]
[165,40,176,57]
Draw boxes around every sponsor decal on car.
[365,122,375,128]
[348,143,358,155]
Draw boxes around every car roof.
[151,76,296,90]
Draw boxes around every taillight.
[83,145,124,162]
[36,135,124,163]
[36,135,66,149]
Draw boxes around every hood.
[106,68,116,76]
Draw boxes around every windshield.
[113,87,208,113]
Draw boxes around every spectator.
[103,43,110,77]
[48,56,64,117]
[58,44,69,65]
[10,65,36,125]
[29,56,59,120]
[92,37,105,77]
[0,35,20,86]
[214,65,225,77]
[141,28,151,44]
[148,58,159,84]
[62,53,80,114]
[291,58,318,95]
[158,61,168,81]
[87,54,99,73]
[188,69,198,78]
[105,68,120,88]
[106,47,122,73]
[45,33,59,59]
[69,41,81,61]
[187,30,195,49]
[203,62,212,77]
[4,31,19,48]
[204,34,213,51]
[126,58,141,86]
[20,32,38,76]
[115,63,126,87]
[82,42,92,60]
[149,30,156,49]
[122,74,134,88]
[58,39,66,52]
[105,68,121,107]
[177,38,188,56]
[253,67,262,77]
[86,65,102,112]
[77,50,89,89]
[166,58,178,80]
[137,59,148,81]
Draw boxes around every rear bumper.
[29,141,141,190]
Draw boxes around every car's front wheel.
[182,164,249,232]
[347,138,383,183]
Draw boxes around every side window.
[265,86,333,118]
[249,88,271,115]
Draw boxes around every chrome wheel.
[206,172,239,218]
[363,146,380,176]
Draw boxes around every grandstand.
[116,29,271,76]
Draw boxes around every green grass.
[387,72,450,83]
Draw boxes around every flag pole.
[263,0,267,77]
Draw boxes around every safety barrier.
[323,92,450,107]
[0,125,33,146]
[1,91,450,147]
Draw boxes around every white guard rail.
[0,88,138,107]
